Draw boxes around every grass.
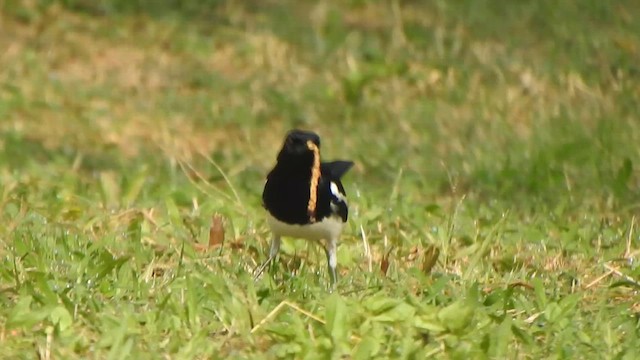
[1,0,640,358]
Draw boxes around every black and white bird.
[256,129,354,285]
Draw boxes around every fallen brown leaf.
[422,245,440,275]
[381,248,392,276]
[209,214,225,248]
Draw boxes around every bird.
[256,129,354,285]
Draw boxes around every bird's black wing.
[316,160,354,222]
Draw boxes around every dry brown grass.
[3,1,636,175]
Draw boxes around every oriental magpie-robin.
[256,129,354,285]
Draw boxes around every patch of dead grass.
[0,1,635,186]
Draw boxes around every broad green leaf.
[577,330,592,345]
[532,278,547,310]
[413,316,446,333]
[511,324,533,346]
[28,270,57,304]
[95,252,130,280]
[491,315,512,358]
[364,296,400,314]
[325,293,348,343]
[437,300,474,333]
[371,302,415,323]
[353,336,380,360]
[50,305,73,332]
[544,303,562,323]
[7,296,52,329]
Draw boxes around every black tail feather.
[321,161,354,180]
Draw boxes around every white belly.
[267,213,344,241]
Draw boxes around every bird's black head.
[276,129,321,168]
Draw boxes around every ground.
[1,0,640,358]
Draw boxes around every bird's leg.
[325,238,338,287]
[254,235,281,280]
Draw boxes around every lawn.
[1,0,640,358]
